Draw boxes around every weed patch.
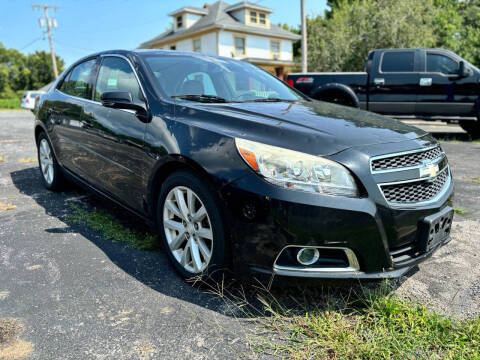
[67,203,159,250]
[247,289,480,359]
[455,208,468,215]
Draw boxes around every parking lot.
[1,111,480,359]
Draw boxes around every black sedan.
[34,50,454,280]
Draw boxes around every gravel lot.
[1,111,479,358]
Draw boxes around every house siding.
[218,30,293,61]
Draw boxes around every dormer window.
[247,10,268,26]
[259,13,266,25]
[176,15,183,28]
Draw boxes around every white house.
[138,1,301,78]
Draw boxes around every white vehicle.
[21,91,44,110]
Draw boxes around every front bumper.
[221,167,454,280]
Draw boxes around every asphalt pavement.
[1,111,479,359]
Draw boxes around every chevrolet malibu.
[34,50,454,280]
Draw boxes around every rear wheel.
[459,119,480,139]
[316,90,357,108]
[157,171,228,279]
[37,132,65,191]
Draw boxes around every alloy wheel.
[39,139,54,185]
[163,186,213,274]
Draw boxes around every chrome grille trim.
[370,145,443,173]
[378,166,451,207]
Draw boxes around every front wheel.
[37,132,65,191]
[459,119,480,139]
[157,171,228,279]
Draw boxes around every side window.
[426,53,459,75]
[381,51,415,72]
[60,59,96,99]
[94,57,142,103]
[179,72,216,95]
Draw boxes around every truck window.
[381,51,415,73]
[426,53,459,75]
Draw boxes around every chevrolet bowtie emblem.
[421,161,439,179]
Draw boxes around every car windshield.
[141,53,303,103]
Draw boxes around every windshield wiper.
[248,97,297,103]
[171,94,229,103]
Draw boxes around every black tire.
[36,132,65,191]
[156,170,229,279]
[459,119,480,139]
[317,90,357,108]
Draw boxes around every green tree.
[0,42,64,98]
[307,0,437,72]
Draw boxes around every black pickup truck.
[286,48,480,137]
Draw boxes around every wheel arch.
[311,83,360,108]
[147,155,216,223]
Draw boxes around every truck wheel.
[459,120,480,139]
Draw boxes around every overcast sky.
[1,0,327,66]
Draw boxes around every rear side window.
[94,57,142,104]
[426,53,459,75]
[381,51,415,72]
[60,59,96,99]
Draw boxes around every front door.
[81,56,149,212]
[368,50,420,115]
[416,51,477,116]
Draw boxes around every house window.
[170,45,176,50]
[259,13,266,25]
[176,15,183,28]
[193,38,201,52]
[234,36,245,56]
[271,40,280,58]
[249,11,257,23]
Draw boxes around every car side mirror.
[458,61,472,78]
[100,91,151,122]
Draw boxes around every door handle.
[374,78,385,86]
[420,78,432,86]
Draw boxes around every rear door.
[416,51,476,116]
[80,55,149,212]
[52,58,98,178]
[368,50,420,115]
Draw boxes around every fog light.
[296,248,320,266]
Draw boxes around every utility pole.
[32,4,59,79]
[300,0,307,73]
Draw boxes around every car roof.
[71,49,239,67]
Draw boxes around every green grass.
[0,98,21,109]
[250,292,480,360]
[455,208,469,215]
[67,203,159,250]
[471,176,480,185]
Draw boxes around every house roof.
[168,6,209,17]
[139,1,300,49]
[225,1,273,13]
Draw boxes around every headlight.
[235,138,359,197]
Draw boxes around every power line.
[32,4,59,78]
[19,37,43,51]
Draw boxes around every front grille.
[371,146,443,171]
[380,168,449,203]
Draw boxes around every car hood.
[188,99,428,156]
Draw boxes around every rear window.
[381,51,415,72]
[59,59,96,99]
